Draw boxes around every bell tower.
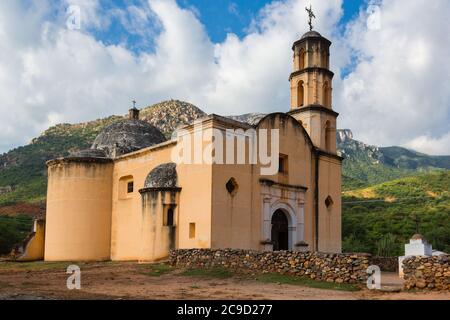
[288,12,338,154]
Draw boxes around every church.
[40,28,342,262]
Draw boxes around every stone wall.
[403,255,449,291]
[170,249,371,284]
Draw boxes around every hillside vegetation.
[339,129,450,191]
[342,171,450,255]
[0,116,121,207]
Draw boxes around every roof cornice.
[289,67,334,80]
[288,105,339,117]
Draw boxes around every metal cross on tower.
[305,4,316,31]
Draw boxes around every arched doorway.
[271,209,289,251]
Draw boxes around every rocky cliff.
[140,100,206,137]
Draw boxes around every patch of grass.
[256,273,360,292]
[140,263,174,277]
[180,268,233,279]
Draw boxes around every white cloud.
[404,133,450,156]
[336,0,450,155]
[0,0,449,157]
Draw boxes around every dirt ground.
[0,261,448,300]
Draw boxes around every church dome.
[92,118,167,158]
[301,30,322,39]
[70,148,107,158]
[144,163,178,188]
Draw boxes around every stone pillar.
[297,200,305,244]
[288,226,297,251]
[262,196,273,251]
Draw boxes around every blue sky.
[177,0,365,42]
[93,0,366,50]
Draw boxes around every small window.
[325,196,334,209]
[226,178,239,196]
[189,223,196,239]
[164,207,175,227]
[119,175,134,199]
[127,181,134,193]
[279,154,289,174]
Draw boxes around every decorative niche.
[325,195,334,209]
[226,178,239,196]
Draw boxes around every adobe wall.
[317,155,342,253]
[211,114,316,252]
[45,159,113,261]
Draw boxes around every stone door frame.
[260,181,306,251]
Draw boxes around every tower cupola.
[290,30,333,109]
[288,6,338,154]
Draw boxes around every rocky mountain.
[0,100,449,212]
[337,129,450,170]
[227,113,266,126]
[140,100,206,137]
[380,146,450,170]
[337,129,383,163]
[336,129,450,189]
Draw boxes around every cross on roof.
[305,4,316,31]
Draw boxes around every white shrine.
[398,234,432,278]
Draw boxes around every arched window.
[299,49,306,69]
[297,80,304,107]
[325,121,332,151]
[323,82,330,107]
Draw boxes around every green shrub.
[0,215,33,255]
